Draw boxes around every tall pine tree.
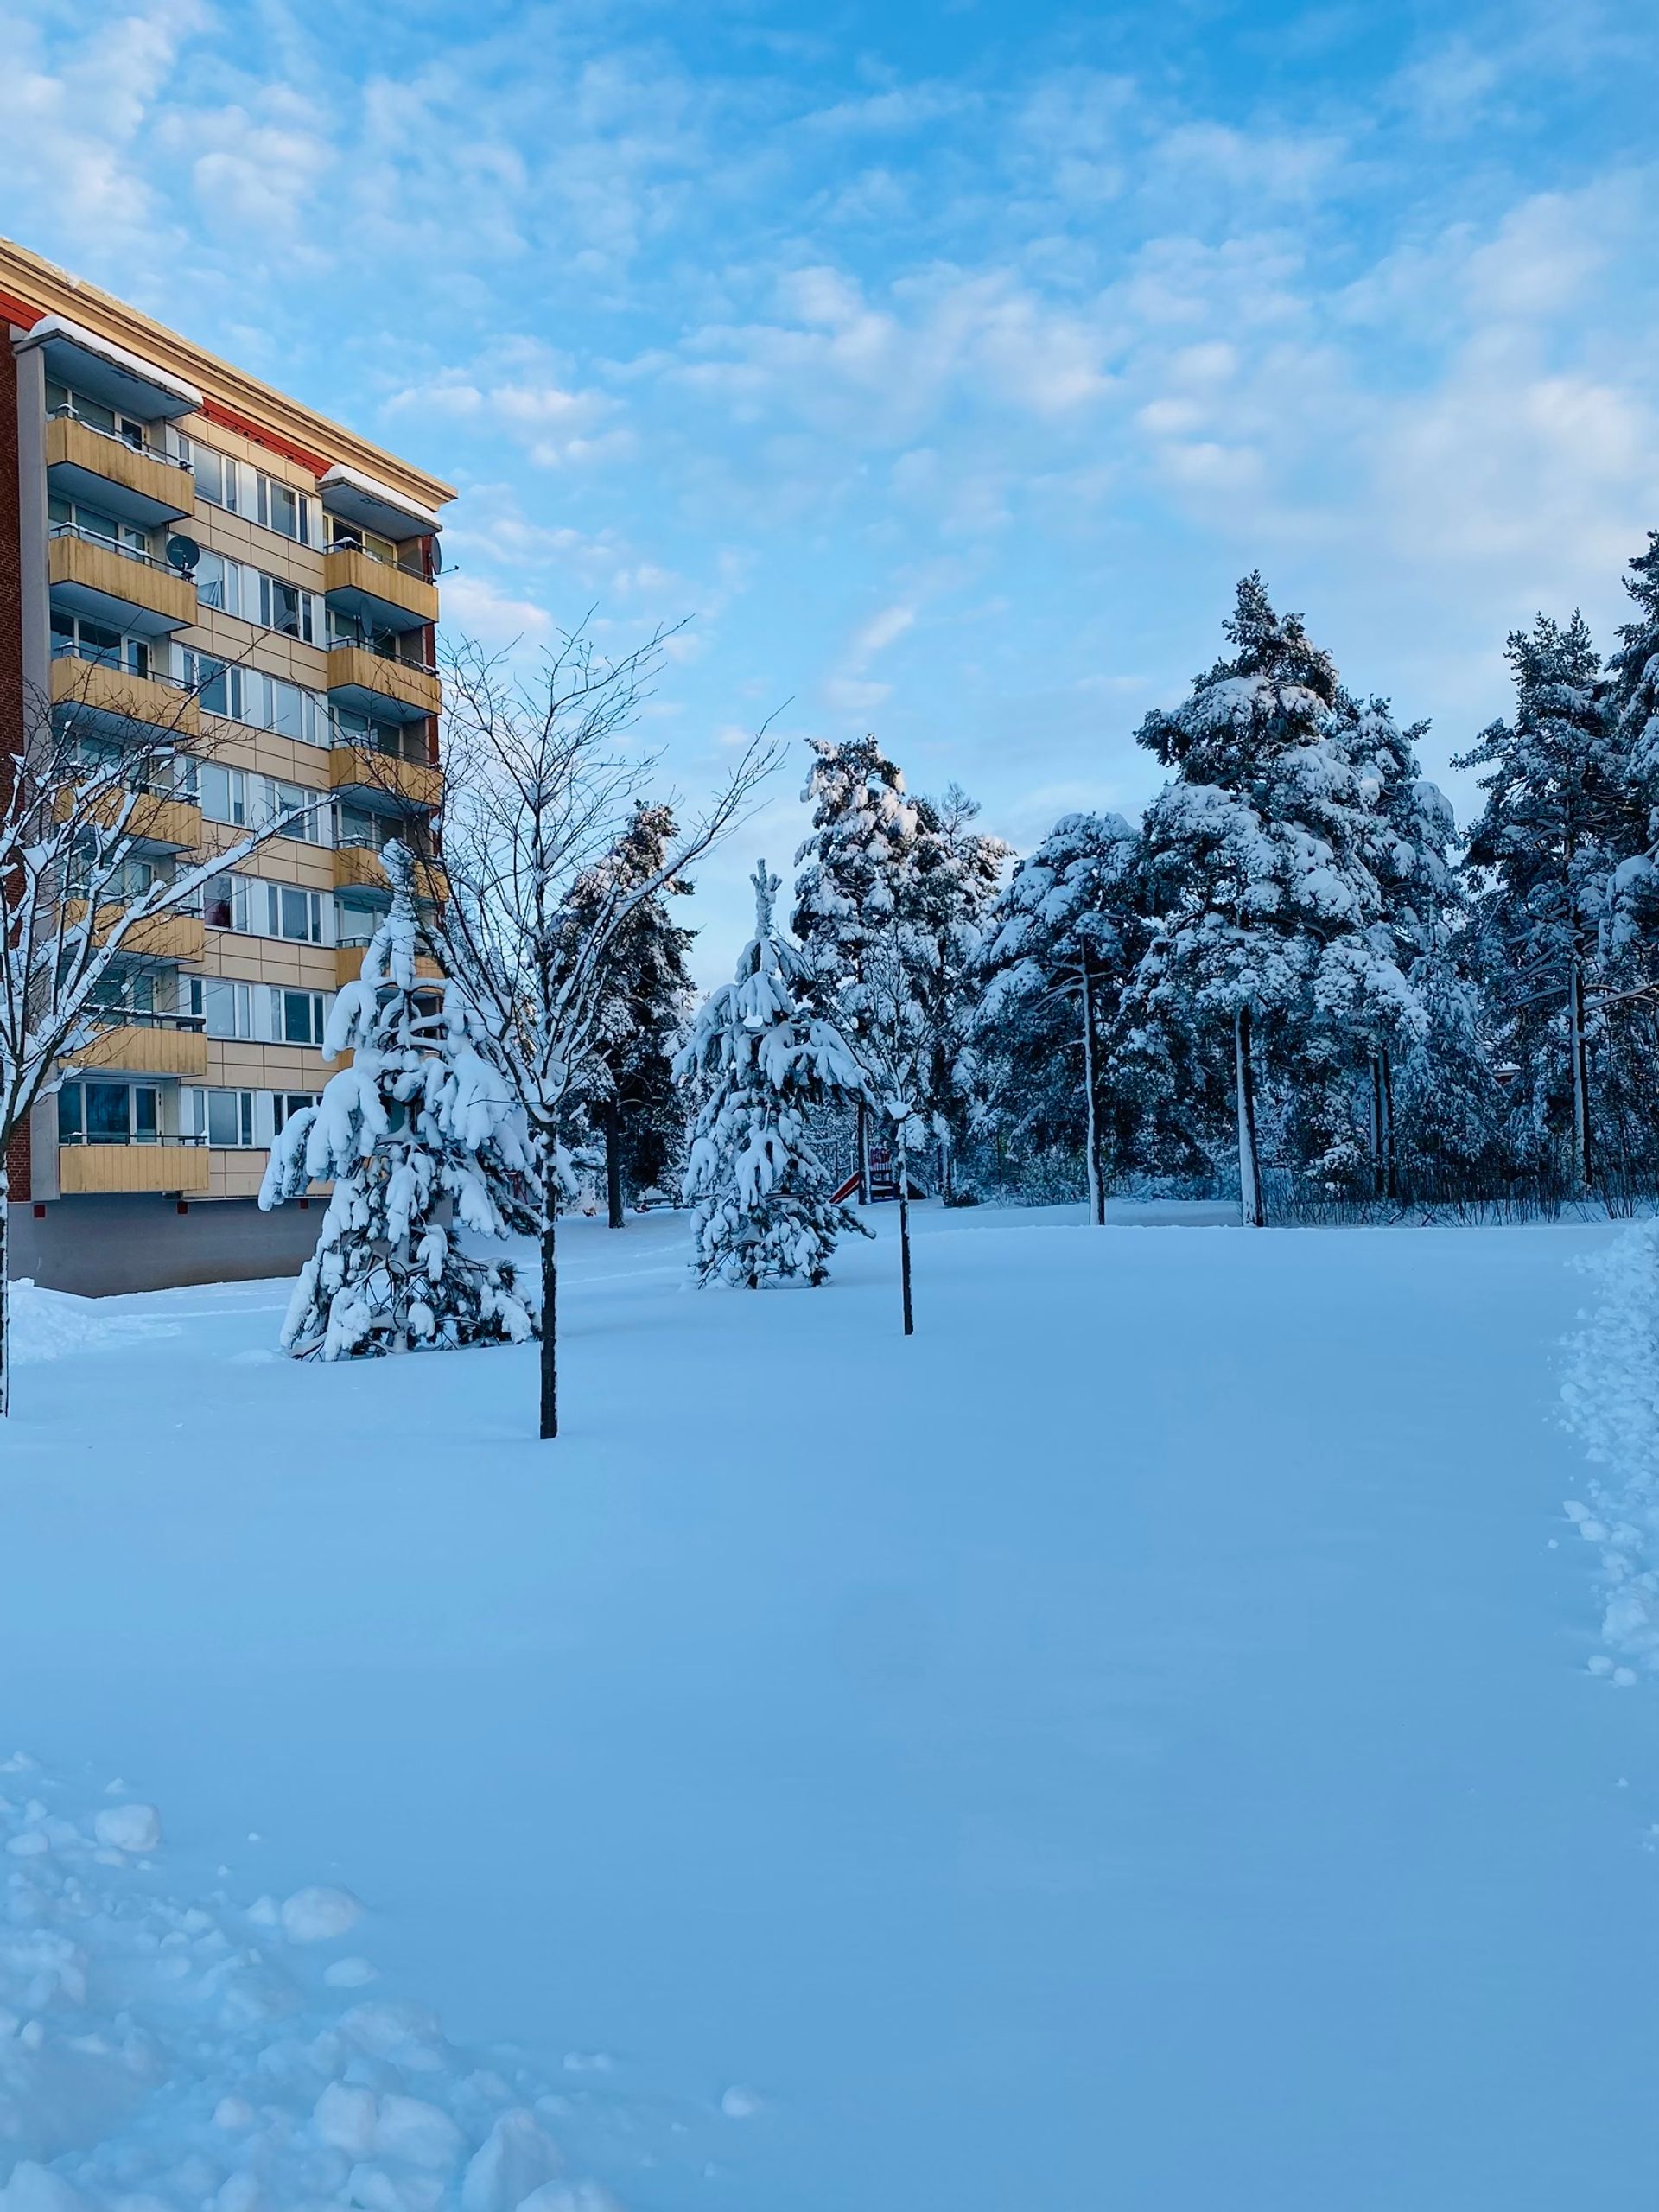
[793,733,922,1199]
[1122,575,1422,1224]
[1457,613,1637,1190]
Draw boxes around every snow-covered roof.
[15,314,203,418]
[319,461,444,540]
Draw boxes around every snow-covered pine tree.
[259,843,538,1359]
[677,861,870,1287]
[976,811,1141,1224]
[569,802,697,1226]
[1348,698,1501,1192]
[1457,613,1639,1191]
[1122,575,1421,1224]
[792,733,922,1199]
[906,783,1011,1199]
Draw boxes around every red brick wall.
[4,1120,29,1205]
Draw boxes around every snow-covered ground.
[2,1204,1656,2209]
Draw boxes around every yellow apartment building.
[1,236,454,1294]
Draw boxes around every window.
[200,979,255,1040]
[48,494,149,559]
[195,550,235,615]
[50,609,150,677]
[329,517,412,569]
[268,779,325,842]
[257,475,311,543]
[273,883,323,944]
[57,1080,160,1145]
[206,872,326,944]
[257,574,315,642]
[170,654,327,745]
[47,378,154,451]
[331,703,418,757]
[272,1091,321,1134]
[275,988,327,1046]
[88,972,156,1021]
[190,444,238,512]
[177,649,231,717]
[188,1088,257,1147]
[198,764,247,828]
[202,873,242,931]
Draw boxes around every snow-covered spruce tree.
[1457,613,1640,1192]
[677,861,870,1288]
[259,843,538,1360]
[792,733,922,1200]
[569,802,697,1227]
[1121,575,1423,1225]
[976,811,1142,1224]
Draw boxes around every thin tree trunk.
[1235,1001,1265,1229]
[539,1149,560,1440]
[856,1099,871,1206]
[1380,1046,1396,1201]
[1081,957,1104,1226]
[895,1124,914,1337]
[1570,956,1592,1192]
[1370,1052,1386,1199]
[603,1096,625,1229]
[0,1151,10,1421]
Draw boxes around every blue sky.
[5,0,1659,975]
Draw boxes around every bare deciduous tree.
[1,663,309,1414]
[429,624,780,1440]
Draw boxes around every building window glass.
[195,1088,257,1147]
[57,1080,160,1144]
[276,988,327,1046]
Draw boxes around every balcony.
[45,412,194,530]
[48,524,195,634]
[61,902,206,963]
[334,841,448,899]
[58,1140,210,1197]
[49,653,200,741]
[336,942,442,988]
[58,781,201,853]
[326,642,441,724]
[329,742,441,812]
[323,543,437,633]
[67,1014,208,1079]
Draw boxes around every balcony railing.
[48,404,194,472]
[327,534,429,582]
[327,637,439,678]
[86,1007,205,1031]
[49,520,180,574]
[53,639,194,691]
[59,1130,206,1148]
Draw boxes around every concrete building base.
[8,1196,323,1296]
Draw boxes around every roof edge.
[0,235,456,512]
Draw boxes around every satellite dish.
[165,533,200,575]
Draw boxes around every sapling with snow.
[260,842,538,1359]
[429,626,778,1435]
[677,861,869,1287]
